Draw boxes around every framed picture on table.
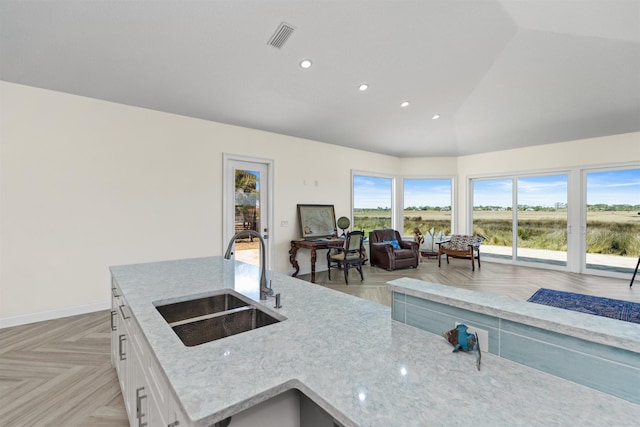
[297,204,337,239]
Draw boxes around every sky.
[353,168,640,210]
[403,179,452,208]
[586,169,640,205]
[353,176,452,209]
[353,175,393,209]
[474,169,640,207]
[473,176,569,207]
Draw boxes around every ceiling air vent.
[267,22,295,48]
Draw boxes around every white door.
[223,155,273,268]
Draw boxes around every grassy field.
[354,209,640,256]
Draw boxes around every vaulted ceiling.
[1,0,639,157]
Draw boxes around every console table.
[289,239,344,283]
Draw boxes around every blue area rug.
[527,288,640,324]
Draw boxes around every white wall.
[0,82,399,325]
[399,157,458,176]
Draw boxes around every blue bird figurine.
[442,323,482,370]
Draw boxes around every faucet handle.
[268,280,275,297]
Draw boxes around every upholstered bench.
[437,234,483,271]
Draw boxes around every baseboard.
[0,301,110,329]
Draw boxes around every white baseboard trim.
[0,301,110,329]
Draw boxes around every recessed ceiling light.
[400,101,410,108]
[359,84,369,91]
[300,59,312,69]
[432,114,440,120]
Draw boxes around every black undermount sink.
[156,293,250,324]
[154,291,283,347]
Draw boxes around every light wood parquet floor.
[0,310,127,426]
[1,259,637,426]
[309,257,639,306]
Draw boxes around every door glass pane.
[586,168,640,273]
[472,178,513,259]
[353,175,392,235]
[234,169,260,266]
[403,179,452,252]
[516,175,567,266]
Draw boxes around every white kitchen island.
[110,257,640,426]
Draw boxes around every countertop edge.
[387,278,640,353]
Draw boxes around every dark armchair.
[369,229,419,271]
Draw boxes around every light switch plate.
[455,322,489,352]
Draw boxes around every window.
[352,174,393,235]
[585,168,640,274]
[472,178,514,259]
[472,174,570,266]
[403,178,452,237]
[516,175,568,265]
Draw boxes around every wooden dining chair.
[327,231,365,284]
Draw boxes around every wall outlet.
[455,322,489,352]
[281,220,289,227]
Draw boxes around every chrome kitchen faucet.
[224,230,273,300]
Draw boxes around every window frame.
[468,162,639,279]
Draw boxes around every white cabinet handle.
[110,310,117,331]
[118,335,127,360]
[136,387,148,427]
[119,304,130,320]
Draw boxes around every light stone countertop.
[110,257,640,427]
[387,277,640,353]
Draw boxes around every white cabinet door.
[112,281,135,424]
[167,394,189,427]
[147,388,167,427]
[146,355,170,424]
[131,350,149,427]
